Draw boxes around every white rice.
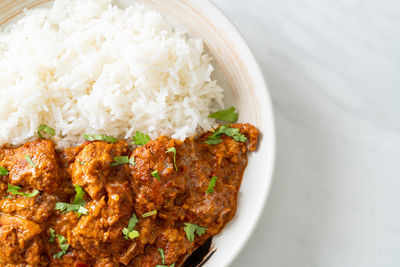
[0,0,224,148]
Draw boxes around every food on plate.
[0,0,223,148]
[0,0,261,266]
[0,123,259,266]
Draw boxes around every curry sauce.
[0,124,258,267]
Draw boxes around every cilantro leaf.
[131,131,150,146]
[24,154,35,168]
[111,156,135,167]
[48,228,56,243]
[7,184,39,198]
[151,170,161,181]
[0,167,9,176]
[38,124,55,139]
[156,248,176,267]
[208,107,238,123]
[53,234,69,259]
[183,223,207,242]
[205,125,247,145]
[142,209,157,218]
[83,134,117,143]
[166,147,177,171]
[206,176,218,194]
[122,212,140,240]
[55,185,87,216]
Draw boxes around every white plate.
[0,1,276,266]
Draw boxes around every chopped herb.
[7,184,39,198]
[165,147,178,171]
[79,161,86,165]
[122,212,140,240]
[206,176,218,194]
[48,228,56,243]
[205,125,247,145]
[142,209,157,218]
[131,131,150,146]
[151,170,160,181]
[38,124,55,139]
[128,157,136,166]
[53,234,69,259]
[111,156,128,167]
[24,154,35,168]
[111,156,135,167]
[83,134,117,143]
[155,248,176,267]
[183,223,207,242]
[208,106,238,123]
[0,167,9,176]
[55,185,88,216]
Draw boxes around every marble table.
[211,0,400,266]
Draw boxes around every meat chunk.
[67,181,134,263]
[0,139,60,192]
[0,214,45,266]
[70,140,129,200]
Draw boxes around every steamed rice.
[0,0,224,148]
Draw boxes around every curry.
[0,123,258,267]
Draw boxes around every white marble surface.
[210,0,400,266]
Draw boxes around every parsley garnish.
[111,156,135,167]
[142,209,157,218]
[156,248,176,267]
[48,228,56,243]
[53,234,69,259]
[205,125,247,145]
[166,147,177,171]
[38,124,55,139]
[83,134,117,143]
[206,176,218,194]
[79,161,86,165]
[122,212,140,240]
[24,154,35,168]
[0,167,9,176]
[55,185,88,216]
[131,131,150,146]
[183,223,207,242]
[151,170,161,181]
[7,184,39,198]
[208,107,238,123]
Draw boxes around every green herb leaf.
[24,154,35,168]
[142,209,157,218]
[131,131,150,146]
[111,156,128,167]
[166,147,177,171]
[206,176,218,194]
[38,124,56,139]
[159,248,165,265]
[79,161,86,165]
[122,212,140,240]
[205,125,247,145]
[208,107,238,123]
[155,248,175,267]
[7,184,39,198]
[53,234,69,259]
[204,138,223,145]
[55,185,87,216]
[151,170,161,181]
[48,228,56,243]
[183,223,207,242]
[0,167,9,176]
[128,157,136,166]
[83,134,117,143]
